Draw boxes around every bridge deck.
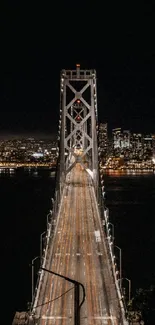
[33,164,120,325]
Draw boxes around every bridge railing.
[31,214,56,311]
[98,182,128,325]
[31,155,64,313]
[31,182,67,316]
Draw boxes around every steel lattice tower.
[58,64,99,196]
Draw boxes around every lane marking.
[42,316,69,319]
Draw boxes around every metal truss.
[59,64,99,191]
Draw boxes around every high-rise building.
[122,130,130,148]
[112,128,121,149]
[112,128,131,158]
[112,128,122,157]
[143,135,152,160]
[152,135,155,162]
[98,123,108,158]
[143,135,152,149]
[130,133,143,159]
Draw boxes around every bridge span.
[12,66,129,325]
[31,164,123,325]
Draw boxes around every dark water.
[104,170,155,293]
[0,168,55,325]
[0,169,155,325]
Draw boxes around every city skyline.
[0,124,154,164]
[0,122,154,141]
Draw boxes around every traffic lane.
[61,167,113,324]
[37,224,65,321]
[63,166,88,323]
[73,166,98,322]
[38,179,73,323]
[65,169,83,323]
[76,170,88,323]
[51,181,74,323]
[50,171,76,324]
[79,168,112,324]
[82,194,94,322]
[72,166,99,323]
[39,193,68,323]
[64,181,77,322]
[37,165,116,324]
[35,167,75,323]
[88,183,118,324]
[84,183,102,322]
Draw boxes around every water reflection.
[0,168,15,176]
[0,167,56,178]
[103,169,154,177]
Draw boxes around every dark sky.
[1,2,155,136]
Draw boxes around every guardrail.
[30,156,63,312]
[31,182,66,316]
[98,172,129,325]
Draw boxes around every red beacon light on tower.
[77,99,80,104]
[76,114,81,121]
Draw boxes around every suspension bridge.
[12,65,129,325]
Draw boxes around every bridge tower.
[59,64,99,195]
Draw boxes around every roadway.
[33,163,121,325]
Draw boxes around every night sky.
[2,2,155,136]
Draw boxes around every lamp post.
[31,256,39,304]
[47,210,52,228]
[40,231,46,261]
[104,207,109,220]
[121,277,131,303]
[51,197,55,215]
[115,245,122,292]
[40,267,85,325]
[107,222,114,242]
[51,197,54,206]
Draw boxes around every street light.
[47,210,52,228]
[115,245,122,291]
[107,222,114,242]
[31,256,39,304]
[121,277,131,303]
[40,231,46,261]
[104,207,109,223]
[40,267,85,325]
[51,197,54,206]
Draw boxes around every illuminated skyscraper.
[112,128,121,149]
[122,130,130,148]
[130,133,143,159]
[112,128,131,158]
[152,135,155,162]
[142,135,152,160]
